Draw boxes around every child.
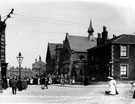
[130,81,135,91]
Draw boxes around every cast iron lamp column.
[16,52,23,91]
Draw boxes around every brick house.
[32,56,46,77]
[88,26,135,80]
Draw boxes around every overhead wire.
[6,12,90,34]
[7,29,86,35]
[13,12,88,26]
[1,11,94,28]
[10,12,89,28]
[13,16,87,28]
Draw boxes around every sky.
[0,0,135,69]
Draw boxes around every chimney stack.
[102,26,108,44]
[66,33,69,36]
[113,34,116,38]
[35,58,37,63]
[97,33,102,45]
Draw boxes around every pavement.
[0,82,135,104]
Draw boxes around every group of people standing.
[9,76,28,94]
[10,75,116,95]
[4,74,135,99]
[9,75,49,94]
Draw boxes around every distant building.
[32,56,46,77]
[7,66,33,78]
[46,43,63,75]
[88,26,135,80]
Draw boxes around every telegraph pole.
[0,9,14,90]
[3,9,14,23]
[0,9,14,31]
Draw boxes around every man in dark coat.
[45,77,48,89]
[11,76,18,94]
[83,76,88,86]
[41,76,48,89]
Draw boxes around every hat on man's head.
[108,76,113,80]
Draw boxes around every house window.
[120,45,128,57]
[79,55,84,60]
[120,65,128,77]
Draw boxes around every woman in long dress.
[106,77,117,95]
[108,77,116,95]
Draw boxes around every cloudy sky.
[0,0,135,68]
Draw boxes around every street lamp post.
[16,52,23,91]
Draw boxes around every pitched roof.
[112,34,135,44]
[32,61,45,69]
[48,43,63,59]
[67,35,97,52]
[88,34,135,50]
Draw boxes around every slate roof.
[88,34,135,50]
[32,61,45,69]
[67,35,97,52]
[112,34,135,44]
[48,43,63,59]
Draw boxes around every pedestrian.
[105,76,118,95]
[72,76,75,85]
[24,78,28,89]
[9,77,12,87]
[133,91,135,98]
[41,76,48,89]
[61,77,65,86]
[45,77,48,89]
[70,78,72,85]
[48,75,52,85]
[130,81,135,91]
[131,82,135,98]
[38,77,40,85]
[7,77,10,88]
[83,76,88,86]
[11,76,18,95]
[30,78,33,85]
[41,77,45,89]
